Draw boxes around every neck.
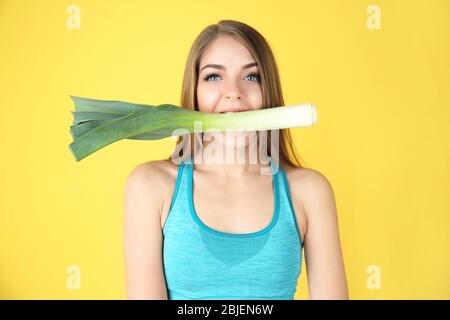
[190,136,273,177]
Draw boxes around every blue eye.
[204,74,221,81]
[246,73,261,82]
[248,73,261,82]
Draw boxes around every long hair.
[166,19,306,168]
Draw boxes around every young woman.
[124,20,348,300]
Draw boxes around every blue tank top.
[162,158,303,300]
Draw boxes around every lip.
[218,108,251,114]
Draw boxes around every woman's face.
[197,35,263,149]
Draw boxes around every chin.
[216,132,251,149]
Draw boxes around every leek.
[68,96,318,162]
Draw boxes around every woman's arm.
[123,163,168,300]
[302,170,349,299]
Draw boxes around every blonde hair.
[167,19,306,168]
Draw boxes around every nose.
[224,79,242,100]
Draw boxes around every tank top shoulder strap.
[275,164,303,248]
[163,159,191,235]
[168,160,186,211]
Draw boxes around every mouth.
[218,110,248,114]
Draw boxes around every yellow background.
[0,0,449,299]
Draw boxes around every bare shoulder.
[283,165,336,223]
[284,167,347,299]
[123,159,178,299]
[124,159,180,213]
[284,166,334,196]
[125,159,179,185]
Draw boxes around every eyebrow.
[200,62,258,72]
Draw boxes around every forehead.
[200,36,255,67]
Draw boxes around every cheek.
[196,82,220,112]
[249,86,263,106]
[242,85,263,110]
